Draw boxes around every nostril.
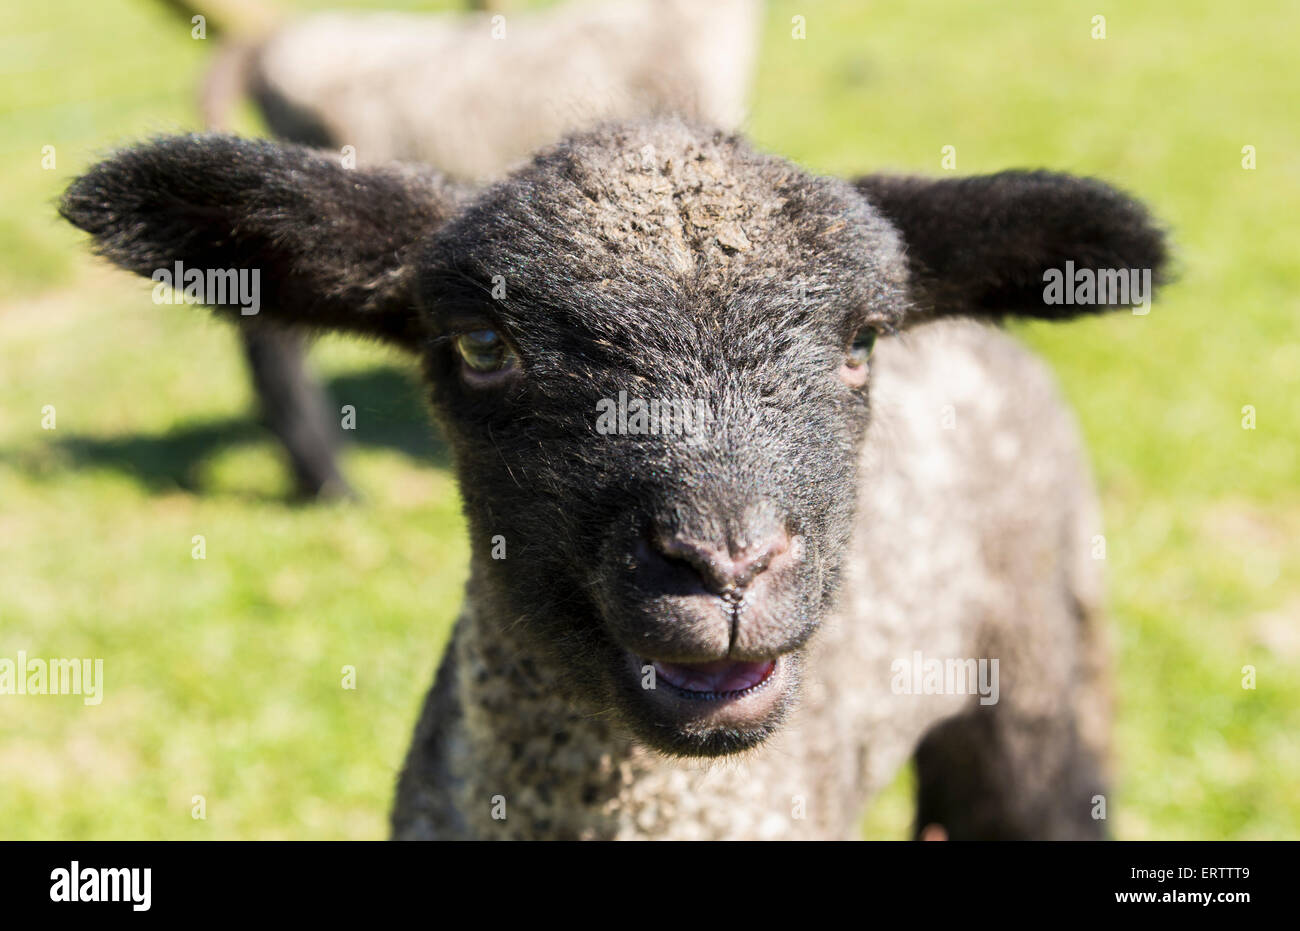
[650,527,791,595]
[737,529,790,582]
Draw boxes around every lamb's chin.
[614,649,800,757]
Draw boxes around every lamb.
[178,0,761,498]
[60,118,1168,839]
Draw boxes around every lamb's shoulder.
[799,320,1103,798]
[859,317,1095,597]
[389,623,471,840]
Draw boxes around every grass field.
[1,0,1296,839]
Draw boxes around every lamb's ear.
[853,171,1169,321]
[61,134,466,350]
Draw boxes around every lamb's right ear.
[60,134,466,350]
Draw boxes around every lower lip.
[624,651,792,736]
[642,655,779,701]
[647,655,769,696]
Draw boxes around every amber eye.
[454,329,517,376]
[846,329,877,369]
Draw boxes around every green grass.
[1,0,1297,839]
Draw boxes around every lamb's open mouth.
[649,657,777,699]
[619,649,794,754]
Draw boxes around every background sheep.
[249,0,759,173]
[60,118,1167,838]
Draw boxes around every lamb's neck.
[444,578,661,839]
[439,572,855,840]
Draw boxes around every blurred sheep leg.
[239,323,351,499]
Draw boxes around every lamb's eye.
[846,329,877,368]
[839,328,877,388]
[454,329,517,375]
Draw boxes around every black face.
[415,129,910,756]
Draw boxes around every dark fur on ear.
[854,171,1169,320]
[60,134,466,349]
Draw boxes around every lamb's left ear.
[61,134,467,350]
[853,171,1169,320]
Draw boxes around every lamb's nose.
[652,528,791,595]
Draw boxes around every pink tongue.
[653,658,775,694]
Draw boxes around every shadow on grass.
[39,365,448,495]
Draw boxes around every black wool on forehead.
[418,117,912,351]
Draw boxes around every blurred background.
[1,0,1296,839]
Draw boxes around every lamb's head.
[61,120,1167,757]
[414,123,914,755]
